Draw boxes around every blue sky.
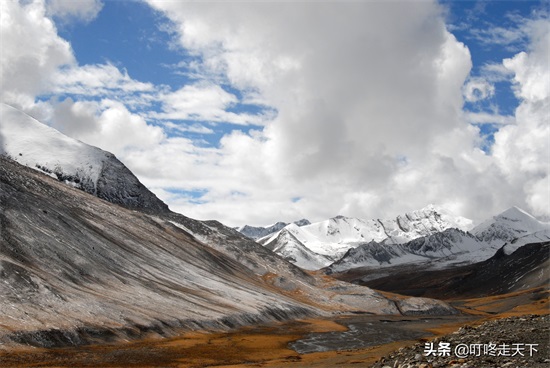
[1,0,548,225]
[50,0,542,149]
[53,0,270,147]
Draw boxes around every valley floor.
[1,287,548,368]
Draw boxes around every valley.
[1,103,548,367]
[1,287,547,367]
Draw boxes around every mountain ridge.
[255,204,474,270]
[326,208,550,274]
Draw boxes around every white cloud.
[465,112,515,125]
[463,77,495,102]
[46,0,102,24]
[492,14,550,219]
[0,0,74,108]
[47,98,166,156]
[163,121,214,135]
[51,63,155,96]
[3,0,547,227]
[137,1,548,226]
[141,0,492,225]
[155,83,271,125]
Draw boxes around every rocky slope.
[0,157,316,348]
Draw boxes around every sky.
[1,0,548,227]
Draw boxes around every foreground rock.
[372,315,550,368]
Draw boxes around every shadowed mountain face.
[335,241,549,299]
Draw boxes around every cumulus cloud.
[138,1,547,226]
[155,83,272,125]
[493,18,550,218]
[48,98,166,156]
[141,0,491,224]
[3,0,547,226]
[0,0,74,107]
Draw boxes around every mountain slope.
[0,109,457,348]
[0,103,167,213]
[472,206,549,246]
[341,241,550,299]
[327,229,489,273]
[0,156,318,348]
[327,209,550,274]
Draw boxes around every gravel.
[371,314,549,368]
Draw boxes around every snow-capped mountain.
[0,103,167,213]
[263,224,334,270]
[327,207,550,274]
[327,229,485,273]
[238,219,311,240]
[471,206,549,246]
[259,205,473,270]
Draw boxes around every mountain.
[340,241,550,299]
[0,103,168,213]
[0,106,455,348]
[327,229,488,274]
[258,205,472,270]
[262,224,334,270]
[238,219,311,240]
[0,156,314,348]
[471,206,549,246]
[327,208,550,274]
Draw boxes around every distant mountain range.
[239,205,549,272]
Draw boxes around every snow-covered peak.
[0,103,168,213]
[397,204,473,232]
[258,205,474,269]
[495,206,541,224]
[472,206,549,245]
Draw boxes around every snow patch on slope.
[0,103,106,191]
